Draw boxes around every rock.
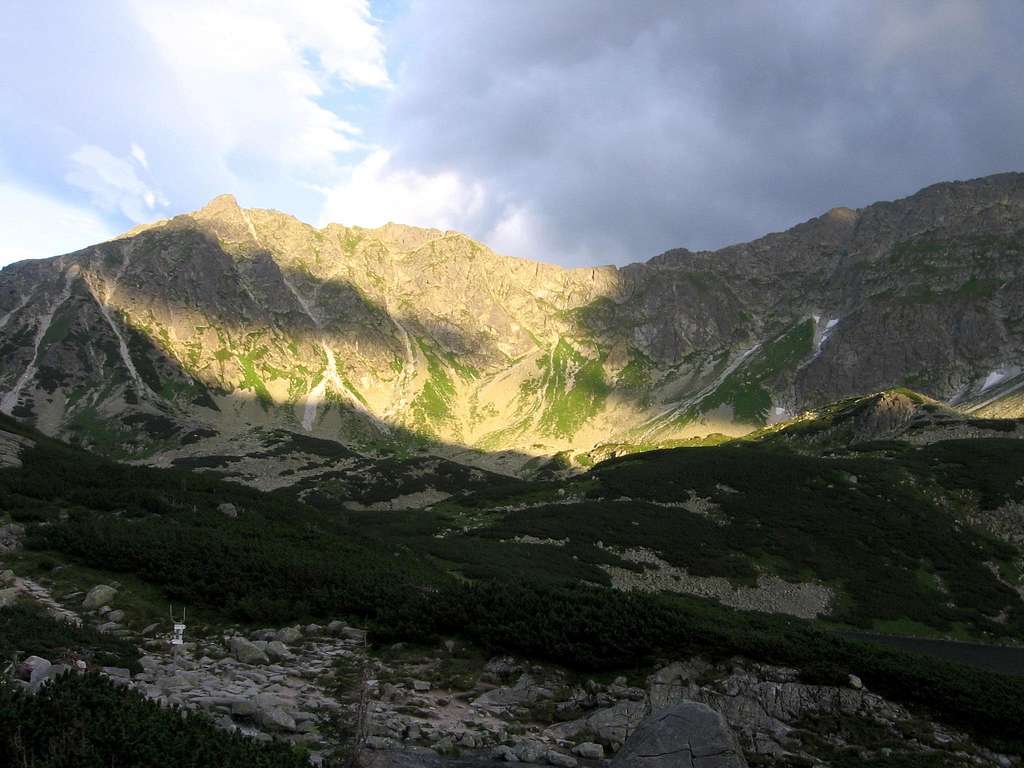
[848,674,863,690]
[547,751,578,767]
[229,636,269,665]
[0,586,19,608]
[494,745,520,762]
[611,702,747,768]
[275,626,302,644]
[326,620,346,634]
[266,640,293,662]
[141,622,160,636]
[259,706,298,732]
[218,502,239,518]
[412,680,431,692]
[106,609,126,623]
[231,699,257,717]
[586,700,649,747]
[648,660,710,710]
[0,569,15,584]
[97,621,124,634]
[513,738,549,763]
[340,626,367,642]
[82,585,117,610]
[102,667,131,680]
[17,656,51,690]
[304,623,322,635]
[573,742,605,760]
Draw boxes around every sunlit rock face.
[1,173,1023,473]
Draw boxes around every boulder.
[106,609,126,623]
[586,699,648,747]
[275,626,302,644]
[82,584,117,610]
[0,586,19,608]
[512,739,549,763]
[648,660,709,710]
[0,569,15,585]
[229,636,269,665]
[572,743,605,760]
[258,706,298,732]
[547,751,578,768]
[218,502,239,518]
[17,656,51,690]
[611,702,747,768]
[265,640,293,662]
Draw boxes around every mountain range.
[1,173,1023,480]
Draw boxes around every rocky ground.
[3,564,1020,767]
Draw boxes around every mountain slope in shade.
[0,173,1022,473]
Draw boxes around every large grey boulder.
[0,586,19,608]
[275,626,302,644]
[82,584,117,610]
[17,655,52,691]
[611,702,747,768]
[229,636,269,665]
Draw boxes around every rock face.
[1,174,1022,476]
[612,703,747,768]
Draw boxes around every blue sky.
[1,1,1022,268]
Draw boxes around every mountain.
[1,173,1023,476]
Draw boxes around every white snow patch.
[981,369,1008,393]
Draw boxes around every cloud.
[130,143,148,170]
[0,181,115,266]
[370,0,1024,265]
[320,149,485,231]
[65,144,168,223]
[127,0,389,181]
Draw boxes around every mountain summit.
[0,173,1022,472]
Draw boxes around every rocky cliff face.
[1,173,1022,471]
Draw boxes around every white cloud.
[130,143,149,169]
[320,149,485,231]
[127,0,389,181]
[0,181,116,266]
[65,144,168,223]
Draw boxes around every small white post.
[170,605,186,646]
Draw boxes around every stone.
[102,667,131,680]
[573,742,605,760]
[259,706,298,732]
[494,745,520,762]
[106,609,126,623]
[513,738,549,763]
[648,660,710,710]
[266,640,293,662]
[141,623,160,636]
[0,587,19,608]
[547,751,578,768]
[17,655,51,690]
[229,636,269,665]
[848,674,863,690]
[611,702,747,768]
[218,502,239,518]
[231,699,257,717]
[0,569,15,584]
[304,623,322,635]
[275,626,302,644]
[82,585,117,610]
[412,680,431,692]
[326,620,346,634]
[586,700,649,747]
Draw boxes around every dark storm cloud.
[381,0,1024,266]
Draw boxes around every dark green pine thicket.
[2,413,1024,753]
[0,672,309,767]
[0,605,309,767]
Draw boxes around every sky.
[1,1,1022,268]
